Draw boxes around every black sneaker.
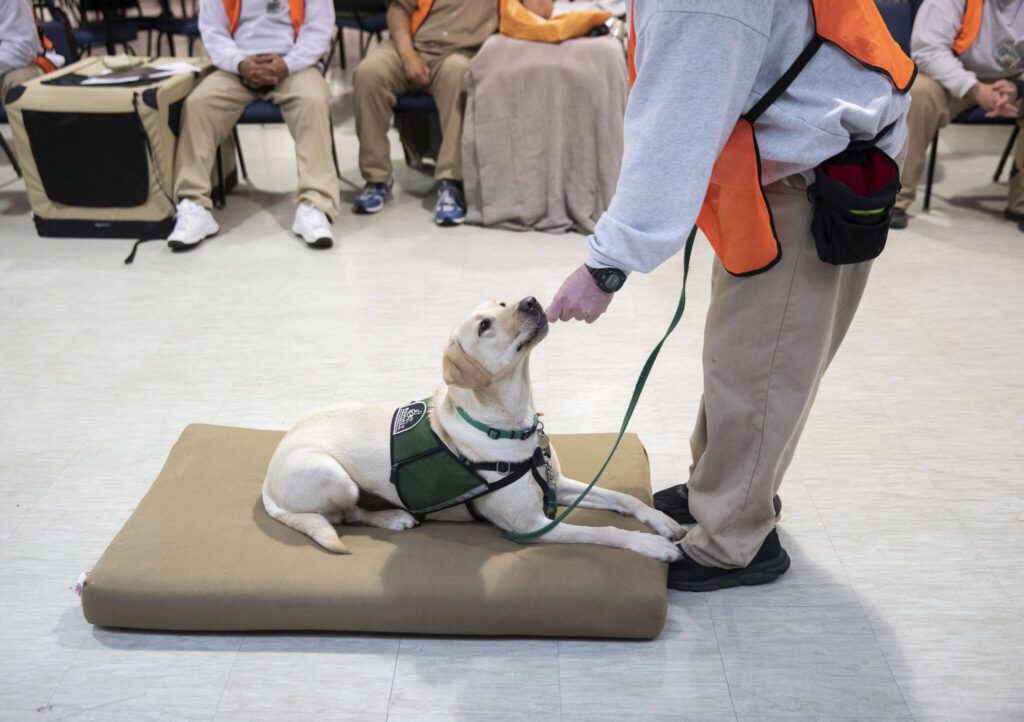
[889,207,908,229]
[654,483,781,525]
[668,528,790,592]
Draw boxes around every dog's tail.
[261,491,351,554]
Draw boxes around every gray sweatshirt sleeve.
[283,0,334,75]
[585,8,769,274]
[200,0,247,74]
[0,0,42,78]
[911,0,977,98]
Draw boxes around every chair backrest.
[877,1,914,55]
[40,17,81,65]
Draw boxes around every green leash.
[506,226,697,543]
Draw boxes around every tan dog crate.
[5,56,236,238]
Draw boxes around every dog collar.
[456,406,540,440]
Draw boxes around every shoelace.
[437,186,462,213]
[358,184,386,201]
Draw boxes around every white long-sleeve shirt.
[0,0,43,78]
[912,0,1024,99]
[199,0,334,76]
[585,0,910,275]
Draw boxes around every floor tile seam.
[383,635,402,721]
[11,431,97,537]
[210,637,244,719]
[707,602,740,721]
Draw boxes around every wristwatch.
[586,265,627,293]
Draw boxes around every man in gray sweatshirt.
[547,0,910,591]
[892,0,1024,229]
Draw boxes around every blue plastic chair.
[393,92,440,167]
[328,12,387,71]
[153,0,199,57]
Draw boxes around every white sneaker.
[292,203,334,249]
[167,198,219,251]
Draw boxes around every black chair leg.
[994,124,1019,182]
[233,126,248,181]
[214,145,226,208]
[924,129,938,211]
[0,133,22,177]
[330,125,341,179]
[339,30,347,71]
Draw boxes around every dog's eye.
[499,302,506,307]
[478,319,492,335]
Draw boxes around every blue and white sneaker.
[352,178,393,214]
[434,179,466,226]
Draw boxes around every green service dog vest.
[389,399,556,518]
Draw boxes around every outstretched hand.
[547,265,613,324]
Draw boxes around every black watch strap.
[586,265,627,293]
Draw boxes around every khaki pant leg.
[426,51,470,181]
[1,65,43,106]
[173,70,255,209]
[896,72,974,209]
[680,178,873,569]
[268,67,339,220]
[354,40,412,183]
[1007,106,1024,214]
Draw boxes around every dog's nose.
[518,296,541,315]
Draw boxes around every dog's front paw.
[642,510,687,541]
[631,534,684,563]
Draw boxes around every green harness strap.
[505,227,697,542]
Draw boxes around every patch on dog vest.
[392,400,427,435]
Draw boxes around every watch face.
[603,271,624,291]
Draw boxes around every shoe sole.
[352,204,384,215]
[435,216,465,227]
[167,227,217,252]
[306,237,333,249]
[668,548,791,592]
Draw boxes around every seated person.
[0,0,63,106]
[168,0,337,250]
[352,0,552,226]
[893,0,1024,229]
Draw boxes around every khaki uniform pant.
[173,68,339,219]
[896,71,1024,212]
[353,40,470,182]
[1,65,43,106]
[680,178,873,569]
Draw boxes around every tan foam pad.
[81,424,668,638]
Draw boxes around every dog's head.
[443,297,548,389]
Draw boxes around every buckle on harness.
[487,429,501,440]
[495,460,511,474]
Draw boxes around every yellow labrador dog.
[261,297,685,561]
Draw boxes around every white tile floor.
[2,53,1024,721]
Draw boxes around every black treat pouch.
[808,131,900,265]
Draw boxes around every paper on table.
[79,61,197,85]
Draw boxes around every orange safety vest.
[627,0,915,276]
[411,0,503,36]
[223,0,305,39]
[953,0,983,55]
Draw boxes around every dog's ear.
[443,341,492,389]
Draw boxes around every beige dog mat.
[81,424,668,639]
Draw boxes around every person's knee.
[435,54,471,91]
[353,50,396,97]
[908,72,946,111]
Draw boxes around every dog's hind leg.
[342,507,419,531]
[261,452,360,554]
